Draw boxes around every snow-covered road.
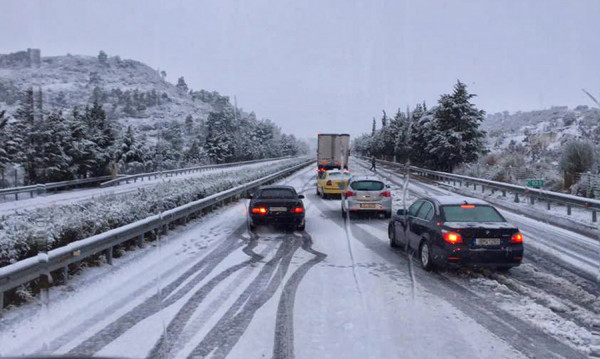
[0,163,593,358]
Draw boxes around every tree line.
[0,88,308,186]
[353,81,487,172]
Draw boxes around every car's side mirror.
[396,209,406,216]
[298,194,305,199]
[386,184,391,188]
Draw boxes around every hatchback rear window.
[350,181,384,191]
[258,189,297,199]
[441,205,505,223]
[328,172,343,178]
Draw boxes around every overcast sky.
[1,0,599,138]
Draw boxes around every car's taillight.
[380,190,391,197]
[346,191,356,197]
[510,232,523,243]
[291,207,304,214]
[442,230,463,244]
[326,180,332,185]
[251,207,267,214]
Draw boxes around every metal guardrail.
[0,159,313,309]
[0,176,115,201]
[369,157,600,222]
[100,156,292,187]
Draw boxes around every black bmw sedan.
[247,185,306,231]
[388,195,523,271]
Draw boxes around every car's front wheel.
[419,241,434,271]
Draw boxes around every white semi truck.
[317,133,350,172]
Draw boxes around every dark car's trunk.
[444,222,519,248]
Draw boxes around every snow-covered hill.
[0,49,219,131]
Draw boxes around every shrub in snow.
[0,158,305,267]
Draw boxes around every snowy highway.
[0,163,595,358]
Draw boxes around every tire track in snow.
[271,232,327,359]
[67,224,248,356]
[147,236,279,359]
[185,235,302,359]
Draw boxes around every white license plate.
[475,238,501,246]
[270,207,287,212]
[360,203,377,209]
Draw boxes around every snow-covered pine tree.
[67,107,101,178]
[204,108,236,163]
[425,81,487,171]
[408,103,432,167]
[39,111,72,181]
[176,76,189,93]
[14,88,43,184]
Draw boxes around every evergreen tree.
[39,111,72,181]
[14,88,42,184]
[116,126,145,173]
[98,50,108,65]
[408,103,431,167]
[176,76,189,93]
[184,115,194,135]
[425,81,487,171]
[0,110,10,177]
[204,109,235,163]
[67,107,100,178]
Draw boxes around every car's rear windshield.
[258,189,297,199]
[350,180,384,191]
[328,172,343,178]
[441,205,505,222]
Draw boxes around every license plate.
[270,207,287,212]
[475,238,501,246]
[360,203,376,209]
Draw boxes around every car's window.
[350,180,384,191]
[441,205,505,223]
[258,189,297,199]
[416,201,434,221]
[408,200,423,217]
[327,172,342,178]
[318,172,326,180]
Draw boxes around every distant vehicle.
[247,185,306,231]
[341,175,392,218]
[388,195,523,271]
[316,169,350,199]
[317,134,350,172]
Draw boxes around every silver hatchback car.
[341,175,392,218]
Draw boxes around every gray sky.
[1,0,599,139]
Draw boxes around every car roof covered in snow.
[349,175,383,182]
[257,185,297,191]
[425,195,490,206]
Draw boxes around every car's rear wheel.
[496,266,511,273]
[419,241,434,271]
[384,211,392,219]
[249,223,257,232]
[297,221,305,231]
[388,223,398,248]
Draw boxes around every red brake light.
[510,232,523,243]
[326,180,332,185]
[251,207,267,214]
[442,230,463,244]
[291,207,304,214]
[460,204,476,209]
[346,190,356,197]
[380,190,391,197]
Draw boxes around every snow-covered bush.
[0,158,306,267]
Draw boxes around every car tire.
[419,241,434,271]
[388,223,398,248]
[297,222,306,231]
[496,267,511,273]
[385,211,392,219]
[249,223,257,232]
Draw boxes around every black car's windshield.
[258,189,297,199]
[350,181,384,191]
[442,205,505,223]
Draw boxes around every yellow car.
[316,169,350,199]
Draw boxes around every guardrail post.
[514,193,519,203]
[529,196,535,205]
[481,185,485,193]
[567,205,572,215]
[134,178,137,183]
[162,224,168,235]
[502,190,506,197]
[62,266,69,283]
[547,201,551,210]
[473,184,477,191]
[105,247,113,265]
[593,210,597,223]
[137,234,145,248]
[0,291,3,311]
[491,188,495,194]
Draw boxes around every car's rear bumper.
[323,187,344,194]
[250,214,305,226]
[433,245,524,268]
[346,199,392,212]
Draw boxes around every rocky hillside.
[0,49,224,134]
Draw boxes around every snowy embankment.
[0,157,308,267]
